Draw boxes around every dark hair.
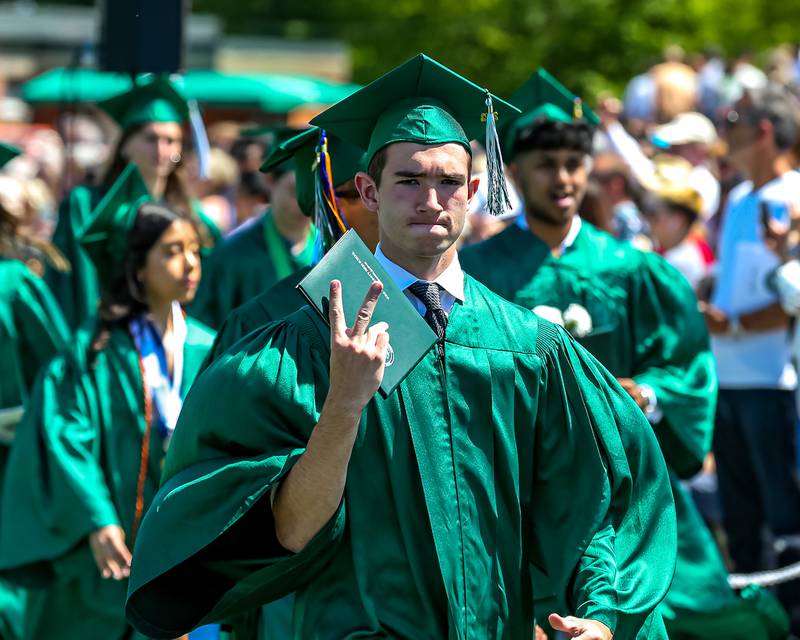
[367,144,473,187]
[736,84,800,151]
[512,119,595,157]
[88,202,190,365]
[367,147,388,186]
[239,170,270,200]
[640,192,698,226]
[662,199,699,225]
[230,137,265,164]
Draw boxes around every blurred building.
[0,1,351,86]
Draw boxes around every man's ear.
[354,171,380,212]
[467,175,481,203]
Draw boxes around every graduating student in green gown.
[199,127,374,640]
[0,143,69,640]
[189,130,320,330]
[459,69,787,639]
[126,54,677,640]
[47,75,218,331]
[204,126,376,372]
[0,164,215,640]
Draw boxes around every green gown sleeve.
[125,309,343,638]
[0,262,68,414]
[199,307,255,372]
[0,333,120,586]
[46,187,101,331]
[531,322,677,638]
[629,253,717,478]
[197,268,310,373]
[14,266,69,388]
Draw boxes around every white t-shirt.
[663,240,710,292]
[711,172,800,389]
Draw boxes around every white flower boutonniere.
[533,305,565,327]
[562,303,593,338]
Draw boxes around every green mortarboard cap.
[98,75,190,131]
[80,163,151,289]
[503,69,600,158]
[310,53,519,216]
[260,127,366,217]
[0,143,21,170]
[310,53,519,165]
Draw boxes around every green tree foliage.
[191,0,800,99]
[44,0,800,99]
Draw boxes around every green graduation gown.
[126,276,676,639]
[200,268,311,640]
[460,221,786,638]
[189,211,316,330]
[0,316,214,640]
[0,259,69,640]
[46,186,102,331]
[202,266,310,371]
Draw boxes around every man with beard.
[461,69,788,639]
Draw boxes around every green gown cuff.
[200,498,346,624]
[571,523,619,635]
[126,446,345,638]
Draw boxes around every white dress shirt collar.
[375,244,465,302]
[517,213,582,252]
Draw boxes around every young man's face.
[359,142,477,260]
[511,148,589,226]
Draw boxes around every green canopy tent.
[21,68,360,116]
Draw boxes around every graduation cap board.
[261,127,367,253]
[79,163,151,289]
[502,69,600,159]
[0,143,20,170]
[260,127,366,213]
[98,75,190,131]
[311,53,521,216]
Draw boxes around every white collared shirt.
[517,214,582,255]
[374,244,465,316]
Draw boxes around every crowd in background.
[3,40,800,639]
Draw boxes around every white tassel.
[188,99,210,180]
[484,92,512,217]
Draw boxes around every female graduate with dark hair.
[0,164,215,640]
[0,143,69,640]
[47,75,219,331]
